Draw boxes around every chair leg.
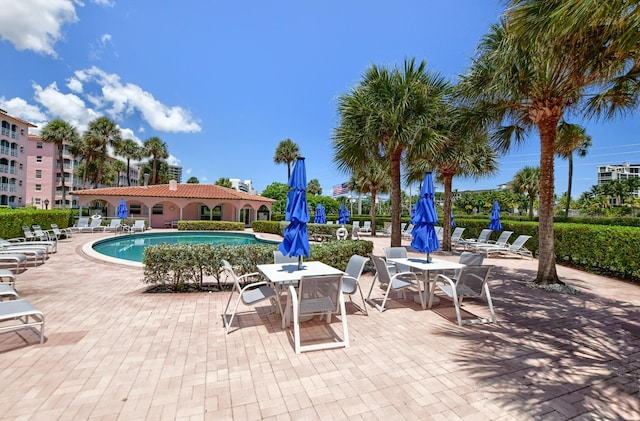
[222,291,241,334]
[451,289,464,327]
[339,293,349,348]
[484,284,497,324]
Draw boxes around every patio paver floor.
[0,231,638,420]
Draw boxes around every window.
[36,156,42,163]
[36,142,43,149]
[129,204,141,215]
[35,169,42,179]
[19,163,23,170]
[152,204,164,215]
[35,184,41,191]
[35,198,41,205]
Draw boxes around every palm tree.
[349,158,391,237]
[405,104,499,250]
[215,177,232,188]
[110,159,127,187]
[555,121,591,217]
[273,139,300,180]
[511,166,540,221]
[142,136,169,184]
[333,58,449,246]
[115,139,142,186]
[40,119,79,209]
[84,116,122,187]
[459,1,640,285]
[306,179,322,195]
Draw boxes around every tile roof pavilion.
[72,182,275,228]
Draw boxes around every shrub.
[142,239,374,291]
[0,208,72,239]
[177,220,245,231]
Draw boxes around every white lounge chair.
[451,227,466,247]
[456,229,493,250]
[360,221,372,233]
[478,235,533,259]
[103,219,122,232]
[0,254,28,272]
[79,217,104,233]
[0,298,45,344]
[70,217,90,233]
[0,269,16,287]
[130,220,147,232]
[470,231,513,252]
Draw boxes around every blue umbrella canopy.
[117,199,128,219]
[489,200,502,231]
[279,158,310,263]
[314,204,326,224]
[338,202,350,224]
[411,172,440,256]
[450,210,456,227]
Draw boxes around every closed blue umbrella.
[451,210,456,227]
[489,200,502,231]
[279,158,310,269]
[411,172,440,261]
[117,199,128,219]
[314,204,326,224]
[338,202,350,224]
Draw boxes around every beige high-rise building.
[0,108,35,207]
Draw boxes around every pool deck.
[1,230,639,420]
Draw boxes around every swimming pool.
[91,231,278,263]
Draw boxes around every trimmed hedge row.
[142,239,374,290]
[0,208,72,239]
[454,218,640,280]
[176,220,245,231]
[252,220,355,239]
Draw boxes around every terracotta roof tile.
[72,184,276,203]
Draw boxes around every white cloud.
[138,125,145,133]
[0,97,47,123]
[79,66,201,133]
[186,168,192,175]
[167,154,180,166]
[89,33,116,61]
[91,0,115,6]
[119,127,143,145]
[0,0,79,56]
[67,77,83,93]
[32,81,98,130]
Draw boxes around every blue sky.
[1,0,639,198]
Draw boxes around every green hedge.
[142,239,374,290]
[0,208,73,239]
[252,220,356,239]
[454,218,640,280]
[176,220,245,231]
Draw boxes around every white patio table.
[257,261,345,328]
[387,257,465,309]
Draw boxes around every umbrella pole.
[298,255,302,270]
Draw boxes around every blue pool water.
[92,231,278,263]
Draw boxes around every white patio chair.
[130,220,147,232]
[69,217,90,233]
[470,231,513,252]
[221,259,279,334]
[342,255,369,315]
[456,229,493,250]
[366,254,420,312]
[103,219,122,232]
[450,227,466,247]
[480,235,533,259]
[428,265,496,326]
[289,274,349,354]
[360,221,372,233]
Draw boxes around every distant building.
[168,165,182,183]
[229,179,257,195]
[597,162,640,203]
[0,108,35,207]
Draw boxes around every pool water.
[92,231,278,263]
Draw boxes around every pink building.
[0,109,35,207]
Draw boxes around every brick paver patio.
[1,231,638,420]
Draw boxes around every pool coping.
[82,230,280,268]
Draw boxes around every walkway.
[0,231,638,420]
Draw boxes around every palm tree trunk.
[152,157,157,185]
[390,149,403,247]
[528,196,534,221]
[126,159,131,186]
[59,148,66,209]
[535,117,560,285]
[565,153,573,217]
[442,173,454,251]
[370,188,377,237]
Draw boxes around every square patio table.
[257,261,345,328]
[388,257,465,309]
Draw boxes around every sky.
[1,0,639,199]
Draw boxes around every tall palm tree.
[84,116,122,188]
[142,136,169,184]
[511,166,540,221]
[333,58,449,246]
[405,104,499,250]
[459,1,640,284]
[273,138,300,180]
[40,119,79,209]
[115,138,142,186]
[70,131,100,188]
[110,159,127,187]
[348,158,391,237]
[555,121,591,217]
